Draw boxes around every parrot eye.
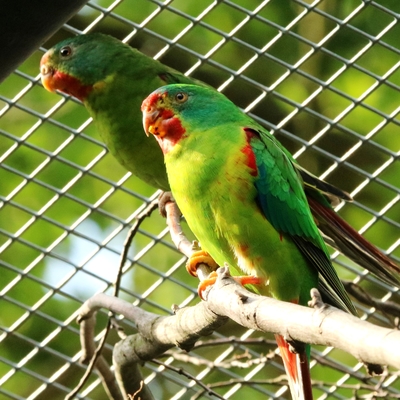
[175,92,188,103]
[60,46,72,58]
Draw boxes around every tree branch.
[76,271,400,391]
[75,198,400,399]
[165,200,215,280]
[204,268,400,369]
[77,292,227,398]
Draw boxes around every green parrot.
[40,33,399,286]
[142,84,397,399]
[40,33,203,190]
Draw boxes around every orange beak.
[142,104,162,137]
[40,51,56,92]
[141,92,170,137]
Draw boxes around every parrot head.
[142,84,243,153]
[141,85,189,144]
[40,33,126,101]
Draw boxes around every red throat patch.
[154,114,186,154]
[42,69,93,101]
[53,71,93,101]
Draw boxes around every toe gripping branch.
[186,250,261,299]
[186,250,219,277]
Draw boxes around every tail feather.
[308,196,400,286]
[275,334,313,400]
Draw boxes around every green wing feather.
[248,128,358,315]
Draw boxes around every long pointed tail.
[308,196,400,286]
[275,334,313,400]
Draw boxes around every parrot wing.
[254,124,399,287]
[248,127,358,315]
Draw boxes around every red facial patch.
[41,63,93,101]
[159,108,174,121]
[51,71,93,101]
[242,128,258,176]
[142,91,186,154]
[156,115,186,154]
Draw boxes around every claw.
[186,250,219,277]
[158,191,175,218]
[198,271,218,299]
[197,270,262,300]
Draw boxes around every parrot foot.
[158,191,176,218]
[186,250,219,277]
[197,271,218,299]
[198,271,261,300]
[308,288,327,310]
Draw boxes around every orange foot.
[198,271,262,300]
[186,250,219,277]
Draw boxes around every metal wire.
[1,0,399,399]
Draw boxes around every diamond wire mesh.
[1,0,400,399]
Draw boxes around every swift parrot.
[142,84,398,399]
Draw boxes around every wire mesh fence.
[1,0,400,399]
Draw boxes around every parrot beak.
[40,52,56,92]
[142,91,176,139]
[142,105,161,137]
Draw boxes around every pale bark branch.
[75,272,400,397]
[203,268,400,369]
[165,201,215,280]
[77,292,227,398]
[75,198,400,399]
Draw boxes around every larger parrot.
[142,84,397,399]
[40,33,400,289]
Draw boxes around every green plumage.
[143,84,362,399]
[145,84,357,314]
[41,33,204,190]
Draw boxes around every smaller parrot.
[142,84,397,399]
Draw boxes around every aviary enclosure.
[1,1,400,399]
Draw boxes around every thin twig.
[114,197,160,297]
[192,375,396,400]
[128,381,145,400]
[165,201,192,257]
[67,197,159,400]
[164,348,276,369]
[66,316,119,400]
[343,281,400,320]
[192,337,277,350]
[151,359,225,400]
[165,200,215,281]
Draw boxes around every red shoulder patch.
[242,128,259,177]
